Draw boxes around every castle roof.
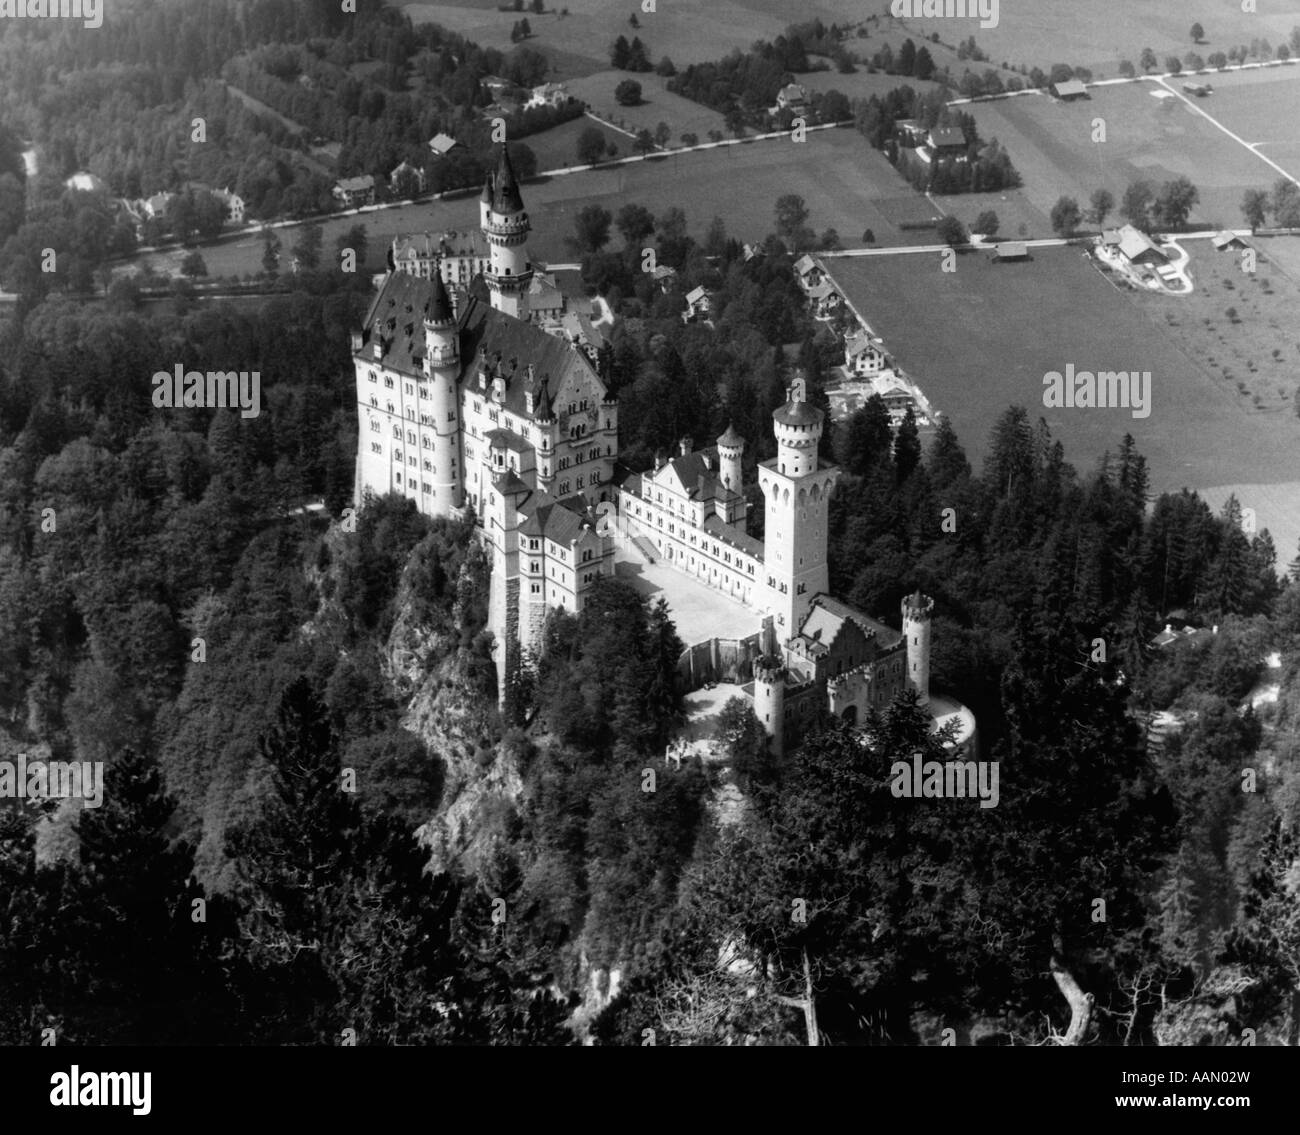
[485,428,531,453]
[428,271,454,323]
[494,469,531,496]
[486,143,525,213]
[518,496,590,546]
[797,595,901,653]
[773,398,822,426]
[717,423,745,447]
[701,515,764,561]
[357,271,603,419]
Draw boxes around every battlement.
[902,591,935,622]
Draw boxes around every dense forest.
[0,0,1297,1048]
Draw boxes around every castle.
[352,145,974,756]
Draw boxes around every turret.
[753,657,786,758]
[422,271,463,513]
[717,424,744,493]
[480,144,533,319]
[902,590,934,708]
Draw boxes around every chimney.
[679,436,692,457]
[654,448,667,471]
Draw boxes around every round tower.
[752,657,786,758]
[902,590,934,708]
[480,144,532,320]
[422,271,463,514]
[717,423,745,494]
[772,382,822,478]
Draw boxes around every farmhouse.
[389,160,427,194]
[793,254,825,290]
[143,192,174,220]
[1052,79,1088,101]
[333,175,376,208]
[927,127,968,157]
[844,331,888,377]
[774,83,808,113]
[211,187,245,225]
[682,285,713,323]
[1105,224,1167,267]
[651,264,678,292]
[993,241,1029,261]
[525,82,569,110]
[806,279,842,320]
[428,133,461,158]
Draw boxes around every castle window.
[370,420,380,432]
[576,476,584,490]
[424,460,432,471]
[419,386,429,399]
[370,396,378,407]
[422,482,431,493]
[395,449,403,461]
[405,384,413,396]
[368,372,377,383]
[385,377,393,388]
[370,442,381,454]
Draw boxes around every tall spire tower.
[480,144,533,319]
[757,382,840,639]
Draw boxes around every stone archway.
[841,704,858,726]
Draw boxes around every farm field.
[959,80,1286,231]
[129,128,931,279]
[1137,239,1300,419]
[563,72,728,142]
[781,0,1300,77]
[401,0,798,74]
[823,244,1300,550]
[1184,64,1300,180]
[521,115,627,171]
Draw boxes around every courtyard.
[613,541,758,647]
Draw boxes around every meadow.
[823,244,1300,553]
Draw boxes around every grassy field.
[1142,238,1300,418]
[563,72,728,142]
[799,1,1300,76]
[522,115,627,170]
[959,80,1283,231]
[130,128,932,279]
[1186,64,1300,179]
[823,244,1300,554]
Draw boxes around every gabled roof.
[845,331,882,357]
[1211,230,1246,249]
[793,254,819,276]
[428,132,459,154]
[336,175,375,192]
[1053,79,1088,97]
[928,127,967,149]
[685,285,710,304]
[798,595,901,651]
[1116,223,1165,261]
[518,494,591,546]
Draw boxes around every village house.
[390,160,428,194]
[427,133,461,159]
[682,285,713,323]
[525,82,569,110]
[333,175,377,208]
[844,331,888,378]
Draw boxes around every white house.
[333,175,376,208]
[64,171,108,194]
[844,331,887,377]
[525,82,569,110]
